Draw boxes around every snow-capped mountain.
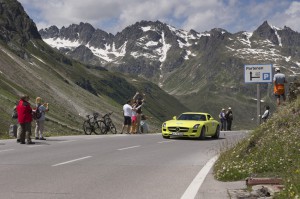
[40,21,300,90]
[40,20,300,127]
[39,21,213,84]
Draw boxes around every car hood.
[165,120,202,127]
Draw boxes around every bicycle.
[82,112,104,135]
[99,112,117,134]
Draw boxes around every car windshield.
[177,114,206,121]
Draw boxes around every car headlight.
[193,124,200,129]
[162,123,166,128]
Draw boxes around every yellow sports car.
[162,112,220,139]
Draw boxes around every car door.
[206,114,216,135]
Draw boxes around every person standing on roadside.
[12,101,22,142]
[140,114,151,134]
[133,92,145,134]
[135,99,145,134]
[225,107,233,131]
[261,105,270,123]
[130,101,137,134]
[219,108,227,131]
[273,67,287,106]
[16,95,35,144]
[121,99,133,134]
[35,97,49,140]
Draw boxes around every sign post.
[244,64,272,125]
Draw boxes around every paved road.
[0,131,248,199]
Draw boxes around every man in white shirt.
[121,100,133,134]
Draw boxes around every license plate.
[172,132,183,136]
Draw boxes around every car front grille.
[168,127,189,132]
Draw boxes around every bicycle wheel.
[109,123,117,134]
[83,121,92,135]
[94,121,106,135]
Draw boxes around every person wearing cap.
[16,95,35,144]
[219,108,227,131]
[273,67,287,106]
[225,107,233,131]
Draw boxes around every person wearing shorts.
[273,67,287,106]
[121,100,132,134]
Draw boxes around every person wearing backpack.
[16,94,34,144]
[34,97,49,140]
[219,108,227,131]
[11,101,22,141]
[225,107,233,131]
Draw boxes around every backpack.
[12,106,18,119]
[9,124,18,137]
[32,105,42,120]
[228,113,233,120]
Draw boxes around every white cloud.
[18,0,300,34]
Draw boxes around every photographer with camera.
[34,97,49,140]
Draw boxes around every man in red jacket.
[16,95,35,144]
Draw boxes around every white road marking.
[58,140,76,143]
[52,156,92,167]
[117,145,141,151]
[157,140,176,144]
[84,137,105,140]
[27,145,43,148]
[0,149,15,153]
[181,155,219,199]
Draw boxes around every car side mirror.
[173,116,176,120]
[210,118,214,120]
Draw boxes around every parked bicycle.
[99,112,117,134]
[83,112,104,135]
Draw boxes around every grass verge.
[214,98,300,198]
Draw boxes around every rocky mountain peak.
[0,0,41,44]
[39,25,59,39]
[253,20,279,45]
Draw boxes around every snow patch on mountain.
[131,51,157,59]
[145,41,158,47]
[272,26,283,47]
[158,32,171,62]
[197,33,211,37]
[158,32,171,87]
[43,37,127,62]
[141,26,156,32]
[87,42,127,62]
[237,32,252,47]
[44,38,81,49]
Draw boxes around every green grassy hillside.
[0,38,189,138]
[214,97,300,198]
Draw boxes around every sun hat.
[275,67,280,72]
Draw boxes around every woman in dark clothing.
[225,107,233,131]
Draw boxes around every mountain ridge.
[0,0,189,137]
[39,19,300,129]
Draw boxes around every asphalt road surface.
[0,131,248,199]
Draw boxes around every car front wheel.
[212,125,220,139]
[199,126,206,140]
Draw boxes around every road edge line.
[181,155,219,199]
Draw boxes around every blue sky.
[18,0,300,34]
